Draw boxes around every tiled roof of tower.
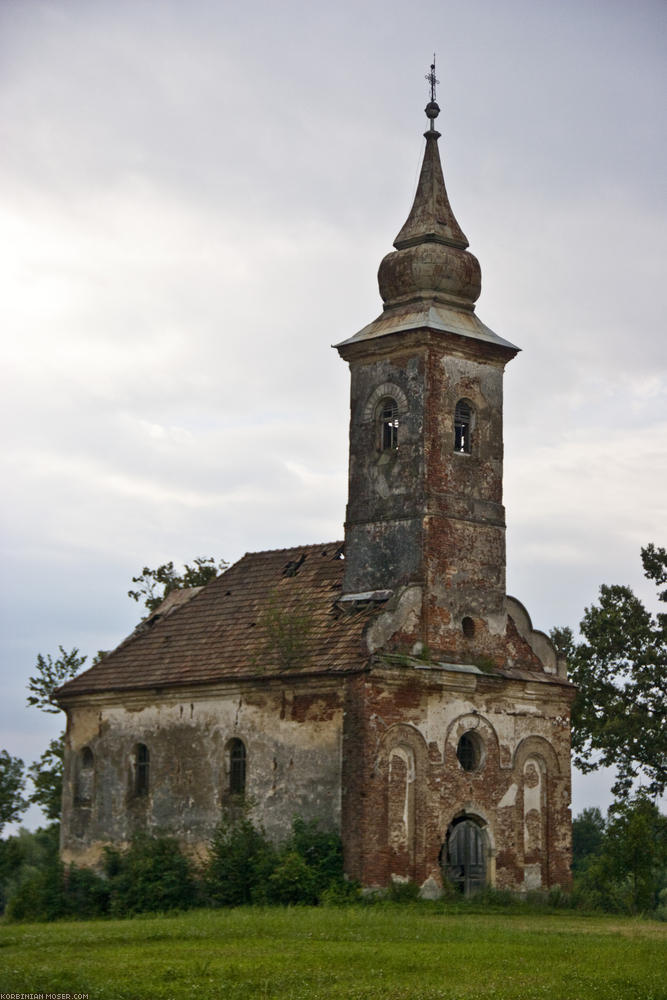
[56,543,376,699]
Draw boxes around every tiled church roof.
[56,543,375,699]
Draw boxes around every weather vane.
[426,55,439,103]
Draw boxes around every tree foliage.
[103,835,197,916]
[28,736,65,822]
[574,793,667,912]
[0,751,27,834]
[128,556,228,616]
[27,646,87,714]
[24,646,87,824]
[551,544,667,798]
[2,826,110,921]
[204,810,277,907]
[203,811,348,908]
[571,807,605,875]
[259,593,315,671]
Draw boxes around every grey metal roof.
[336,300,519,352]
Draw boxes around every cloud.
[0,0,665,824]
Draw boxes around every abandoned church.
[56,82,574,895]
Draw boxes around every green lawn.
[1,906,665,1000]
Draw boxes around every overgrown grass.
[1,904,665,999]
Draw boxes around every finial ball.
[425,101,440,120]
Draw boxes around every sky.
[1,0,665,832]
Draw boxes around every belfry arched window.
[228,738,246,795]
[454,400,473,454]
[378,397,399,451]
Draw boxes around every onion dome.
[378,101,482,312]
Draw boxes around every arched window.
[461,616,475,639]
[228,738,246,795]
[377,397,399,451]
[75,746,94,805]
[135,743,150,796]
[454,400,472,454]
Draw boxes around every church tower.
[336,72,518,667]
[337,70,573,892]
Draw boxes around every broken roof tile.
[56,542,375,699]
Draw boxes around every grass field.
[1,905,665,1000]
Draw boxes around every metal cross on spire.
[426,56,439,103]
[424,55,441,131]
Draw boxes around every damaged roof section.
[56,542,377,700]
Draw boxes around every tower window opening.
[135,743,150,796]
[454,400,472,454]
[229,738,247,795]
[378,398,399,451]
[462,616,475,639]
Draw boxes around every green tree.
[27,737,64,822]
[287,817,345,896]
[571,807,605,875]
[577,793,667,912]
[25,646,87,823]
[128,556,228,616]
[204,810,277,906]
[551,544,666,798]
[0,751,27,834]
[104,835,197,916]
[27,646,87,714]
[602,793,667,911]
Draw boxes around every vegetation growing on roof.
[259,591,316,671]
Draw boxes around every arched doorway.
[443,817,486,896]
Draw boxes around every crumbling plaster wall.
[342,333,514,667]
[344,349,426,595]
[61,680,344,867]
[422,341,509,662]
[341,666,572,892]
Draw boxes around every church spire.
[377,66,481,314]
[393,59,469,251]
[337,64,518,351]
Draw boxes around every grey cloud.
[1,0,665,823]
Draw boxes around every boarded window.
[229,738,246,795]
[378,397,399,451]
[454,400,472,453]
[135,743,150,796]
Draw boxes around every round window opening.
[462,616,475,639]
[457,731,483,772]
